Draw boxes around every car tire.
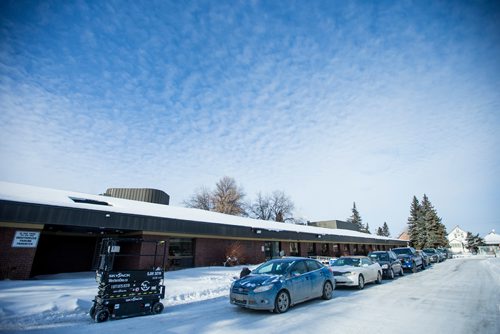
[274,290,290,314]
[376,271,382,284]
[388,268,395,280]
[357,275,365,290]
[399,267,404,276]
[322,281,333,300]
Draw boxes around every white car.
[329,256,382,289]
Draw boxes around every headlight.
[381,264,389,269]
[254,284,274,293]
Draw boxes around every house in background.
[447,226,469,254]
[484,230,500,246]
[398,228,410,243]
[479,230,500,256]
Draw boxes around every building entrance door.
[264,241,280,259]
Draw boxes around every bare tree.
[183,186,213,210]
[212,176,246,216]
[249,190,294,222]
[249,192,273,220]
[183,176,246,216]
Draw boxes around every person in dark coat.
[239,267,251,278]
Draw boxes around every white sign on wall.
[12,231,40,248]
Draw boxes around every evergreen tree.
[420,194,448,248]
[407,196,423,248]
[382,222,390,237]
[466,232,484,253]
[407,194,448,249]
[364,223,371,234]
[347,202,364,232]
[376,227,384,236]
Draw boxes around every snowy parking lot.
[0,257,499,334]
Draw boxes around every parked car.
[416,250,430,268]
[392,247,424,273]
[437,248,452,259]
[229,257,335,313]
[422,248,440,263]
[368,251,404,279]
[435,249,447,262]
[329,256,382,289]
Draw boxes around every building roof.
[0,182,405,245]
[484,230,500,245]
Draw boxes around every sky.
[0,0,499,237]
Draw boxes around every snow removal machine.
[89,238,167,322]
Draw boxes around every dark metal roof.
[0,199,406,245]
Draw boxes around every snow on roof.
[484,230,500,244]
[0,181,401,242]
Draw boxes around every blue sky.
[1,0,499,237]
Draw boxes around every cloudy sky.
[1,0,499,237]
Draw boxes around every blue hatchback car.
[229,257,335,313]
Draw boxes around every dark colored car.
[416,250,430,268]
[423,248,443,263]
[422,248,440,263]
[368,251,404,279]
[392,247,424,273]
[437,248,452,259]
[229,257,335,313]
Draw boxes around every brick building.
[0,182,406,279]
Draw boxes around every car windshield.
[392,248,411,255]
[253,260,293,275]
[369,253,389,261]
[332,257,361,267]
[423,249,436,254]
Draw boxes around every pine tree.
[347,202,364,232]
[364,223,371,234]
[382,222,390,237]
[420,194,448,248]
[466,232,484,253]
[376,227,384,236]
[407,196,422,248]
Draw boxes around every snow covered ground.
[0,257,498,334]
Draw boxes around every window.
[168,238,194,269]
[290,261,308,275]
[306,260,322,271]
[289,242,299,256]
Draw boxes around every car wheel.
[376,271,382,284]
[357,275,365,290]
[152,302,164,314]
[399,267,404,276]
[274,290,290,314]
[322,281,334,300]
[389,268,395,280]
[94,309,110,323]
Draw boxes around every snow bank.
[0,258,499,334]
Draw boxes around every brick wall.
[0,226,41,280]
[194,238,265,267]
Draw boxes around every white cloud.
[0,0,499,236]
